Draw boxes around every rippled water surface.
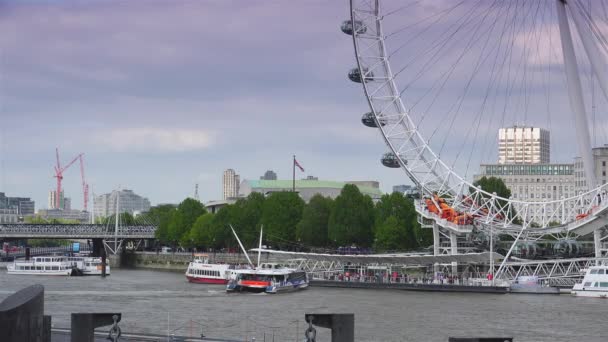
[0,268,604,342]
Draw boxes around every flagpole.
[292,155,296,192]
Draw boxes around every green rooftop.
[245,179,383,197]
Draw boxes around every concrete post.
[70,313,121,342]
[304,313,354,342]
[0,284,50,342]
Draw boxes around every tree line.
[144,184,432,253]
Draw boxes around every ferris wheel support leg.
[450,232,458,275]
[450,232,458,255]
[433,222,440,256]
[595,229,602,265]
[556,0,597,188]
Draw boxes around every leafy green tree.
[260,192,305,247]
[374,192,417,249]
[189,213,215,247]
[473,176,511,199]
[140,204,177,243]
[328,184,375,247]
[473,176,516,220]
[231,193,266,246]
[296,194,333,247]
[373,216,407,252]
[168,198,206,246]
[209,205,237,249]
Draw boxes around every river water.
[0,268,604,342]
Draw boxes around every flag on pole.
[294,158,305,172]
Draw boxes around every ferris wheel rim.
[348,0,608,230]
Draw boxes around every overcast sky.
[1,0,608,210]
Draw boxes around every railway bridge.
[0,224,157,255]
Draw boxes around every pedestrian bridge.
[0,224,156,239]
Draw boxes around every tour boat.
[226,263,309,294]
[6,256,74,276]
[571,265,608,298]
[66,256,110,276]
[185,253,243,284]
[224,225,309,294]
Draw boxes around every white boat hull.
[571,290,608,298]
[6,268,72,276]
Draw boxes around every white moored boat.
[7,256,74,276]
[185,254,242,284]
[571,266,608,297]
[66,257,110,276]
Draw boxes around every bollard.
[101,249,107,278]
[71,313,121,342]
[304,313,354,342]
[0,284,50,342]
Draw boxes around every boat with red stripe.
[185,254,246,285]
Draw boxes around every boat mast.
[257,226,263,268]
[229,225,254,267]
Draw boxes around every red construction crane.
[53,148,84,210]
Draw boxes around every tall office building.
[0,192,34,216]
[260,170,277,180]
[498,126,550,164]
[223,169,240,200]
[48,190,67,209]
[93,189,151,218]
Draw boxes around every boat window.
[594,282,600,287]
[36,266,42,270]
[591,269,599,274]
[52,266,59,270]
[601,282,608,287]
[584,282,592,286]
[600,269,606,274]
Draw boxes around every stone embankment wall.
[113,252,290,271]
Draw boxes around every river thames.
[0,268,605,342]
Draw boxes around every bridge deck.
[0,224,156,239]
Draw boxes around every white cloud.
[96,127,215,152]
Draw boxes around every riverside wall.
[112,251,291,271]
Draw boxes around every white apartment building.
[223,169,240,200]
[474,164,575,223]
[498,126,550,164]
[574,145,608,193]
[93,189,151,218]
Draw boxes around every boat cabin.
[192,254,210,264]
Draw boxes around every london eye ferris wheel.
[343,0,608,275]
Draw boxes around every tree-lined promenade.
[148,184,432,253]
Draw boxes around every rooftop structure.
[260,170,277,180]
[239,179,383,202]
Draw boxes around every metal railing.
[0,224,156,239]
